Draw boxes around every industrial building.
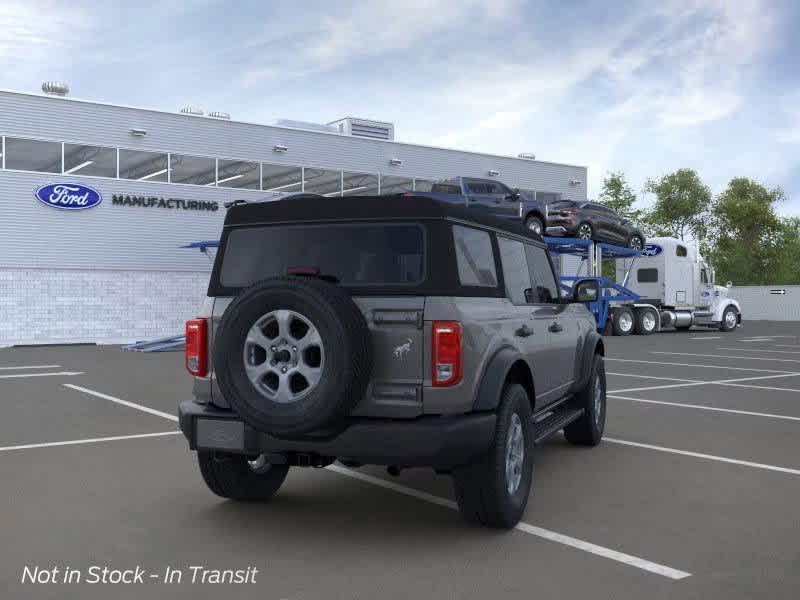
[0,84,588,345]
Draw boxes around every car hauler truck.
[548,236,741,335]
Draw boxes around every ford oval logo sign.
[642,244,663,257]
[35,183,103,210]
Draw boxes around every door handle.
[515,324,533,338]
[549,322,563,333]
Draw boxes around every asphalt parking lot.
[2,321,800,599]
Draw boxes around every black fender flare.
[523,210,546,225]
[572,331,604,393]
[472,346,530,412]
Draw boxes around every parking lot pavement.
[2,321,800,599]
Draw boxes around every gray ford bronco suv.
[179,194,606,528]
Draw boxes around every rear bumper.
[178,400,496,469]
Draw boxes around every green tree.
[643,169,711,241]
[598,171,640,221]
[706,178,786,285]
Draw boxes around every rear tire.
[452,384,533,529]
[611,306,634,336]
[197,451,290,501]
[565,354,606,446]
[634,307,658,335]
[576,222,594,240]
[525,215,544,236]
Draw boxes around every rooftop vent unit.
[329,117,395,141]
[518,152,536,160]
[180,106,204,116]
[42,81,69,96]
[208,111,231,120]
[271,119,338,134]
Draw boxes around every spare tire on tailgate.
[214,276,373,437]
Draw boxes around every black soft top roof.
[224,194,541,241]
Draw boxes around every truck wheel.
[627,235,644,250]
[720,306,739,332]
[213,276,373,437]
[525,215,544,236]
[197,451,290,501]
[565,353,606,446]
[576,222,594,240]
[452,384,533,529]
[634,307,658,335]
[611,307,634,336]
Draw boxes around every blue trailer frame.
[544,237,642,331]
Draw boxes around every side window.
[676,245,688,257]
[466,181,486,194]
[498,237,533,304]
[453,225,498,287]
[700,268,708,284]
[524,244,559,303]
[637,268,659,283]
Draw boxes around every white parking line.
[609,394,800,422]
[652,351,800,363]
[0,431,180,453]
[606,358,796,374]
[0,364,61,370]
[609,372,800,394]
[774,344,800,349]
[60,383,690,580]
[607,372,699,383]
[689,336,721,340]
[717,347,800,355]
[327,464,691,580]
[0,371,84,379]
[63,384,179,422]
[605,438,800,476]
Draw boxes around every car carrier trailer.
[546,236,741,335]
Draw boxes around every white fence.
[728,285,800,321]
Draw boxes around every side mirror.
[573,279,600,303]
[726,281,733,289]
[506,188,521,201]
[524,288,535,303]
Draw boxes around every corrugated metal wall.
[728,286,800,321]
[0,90,589,345]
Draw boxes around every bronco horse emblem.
[393,338,412,358]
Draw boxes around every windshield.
[219,222,426,288]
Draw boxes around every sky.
[2,0,799,214]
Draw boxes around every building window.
[217,159,260,189]
[413,178,436,192]
[380,175,413,194]
[4,137,61,173]
[63,143,117,177]
[170,154,216,186]
[452,225,497,287]
[343,172,378,195]
[304,167,341,196]
[262,163,303,193]
[119,149,168,182]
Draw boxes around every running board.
[532,406,584,446]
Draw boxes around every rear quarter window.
[453,225,497,287]
[637,268,659,283]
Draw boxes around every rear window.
[549,200,576,210]
[219,223,425,287]
[430,183,461,195]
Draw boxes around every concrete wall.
[728,285,800,321]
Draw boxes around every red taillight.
[432,321,462,387]
[402,192,414,199]
[560,209,577,216]
[185,318,208,377]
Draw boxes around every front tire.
[453,384,533,529]
[634,307,658,335]
[565,354,606,446]
[197,451,290,501]
[720,306,739,332]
